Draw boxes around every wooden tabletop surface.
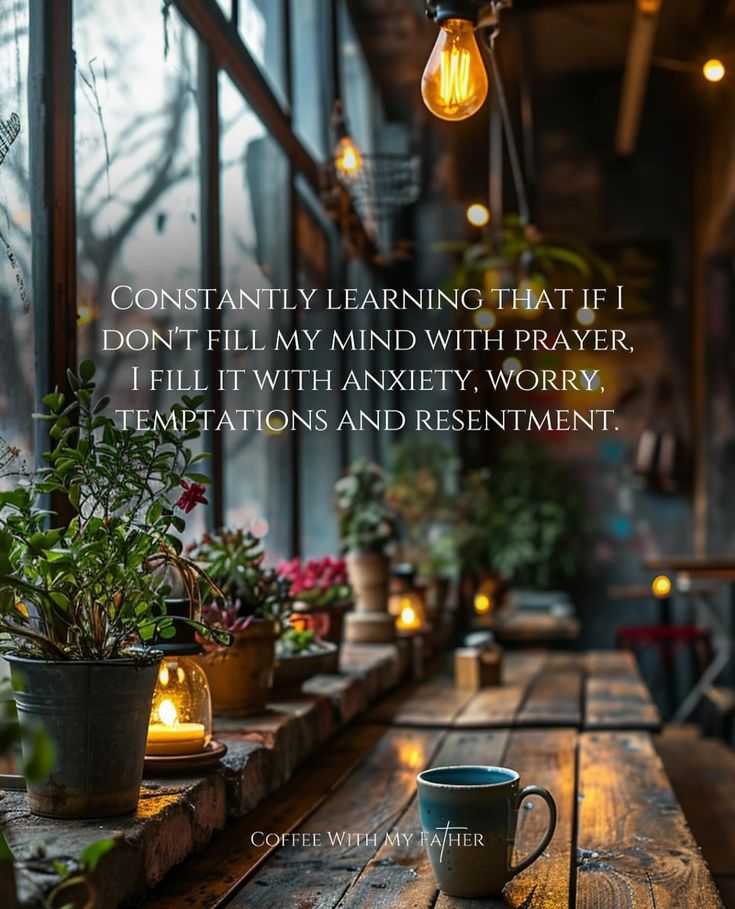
[139,650,718,909]
[368,650,661,732]
[643,555,735,580]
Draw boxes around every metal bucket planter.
[195,619,278,715]
[5,654,160,819]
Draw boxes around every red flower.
[175,480,208,513]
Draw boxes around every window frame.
[27,0,380,554]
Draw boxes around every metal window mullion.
[198,42,224,529]
[29,0,77,523]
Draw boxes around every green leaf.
[183,472,210,484]
[79,360,96,383]
[80,837,116,872]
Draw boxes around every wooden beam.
[173,0,320,188]
[615,1,662,156]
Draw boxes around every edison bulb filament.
[421,18,489,122]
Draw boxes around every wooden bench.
[656,725,735,908]
[144,724,722,908]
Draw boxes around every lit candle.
[146,698,206,756]
[396,599,422,633]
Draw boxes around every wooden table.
[369,650,661,732]
[479,611,581,644]
[138,650,724,909]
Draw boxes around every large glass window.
[290,0,331,159]
[296,185,341,557]
[0,0,34,463]
[219,74,292,559]
[74,0,204,534]
[338,1,374,154]
[239,0,287,106]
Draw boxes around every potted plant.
[273,624,340,692]
[192,530,290,715]
[456,442,590,594]
[0,362,215,818]
[335,459,397,644]
[386,438,459,623]
[277,556,352,644]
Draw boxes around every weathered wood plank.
[499,728,577,909]
[585,650,640,678]
[517,670,583,727]
[367,677,476,727]
[502,651,549,685]
[226,727,445,909]
[143,724,389,909]
[576,731,724,909]
[585,677,661,731]
[335,730,510,909]
[453,686,526,728]
[655,730,735,878]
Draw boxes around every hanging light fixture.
[422,2,489,121]
[332,100,364,179]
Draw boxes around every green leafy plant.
[442,214,613,305]
[456,443,590,591]
[0,361,220,660]
[335,459,397,554]
[386,439,460,577]
[192,529,292,630]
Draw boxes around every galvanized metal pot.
[5,654,160,819]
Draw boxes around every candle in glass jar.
[146,698,206,756]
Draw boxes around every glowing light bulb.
[421,18,488,122]
[652,575,672,598]
[703,59,725,83]
[334,135,364,178]
[466,202,490,227]
[474,593,491,614]
[576,307,596,326]
[158,698,178,726]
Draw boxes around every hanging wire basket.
[334,152,422,253]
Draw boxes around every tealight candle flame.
[158,698,178,726]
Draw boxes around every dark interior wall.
[528,67,695,648]
[409,63,697,650]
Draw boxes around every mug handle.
[509,784,557,876]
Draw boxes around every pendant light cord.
[483,30,531,225]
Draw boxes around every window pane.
[0,0,34,464]
[74,0,205,538]
[239,0,287,106]
[345,259,377,463]
[220,74,291,559]
[295,187,341,557]
[290,0,331,159]
[338,1,374,153]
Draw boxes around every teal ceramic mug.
[416,765,557,898]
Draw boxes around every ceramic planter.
[346,552,389,612]
[195,619,277,715]
[273,642,339,692]
[5,653,160,819]
[344,552,395,643]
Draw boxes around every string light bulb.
[422,9,488,122]
[466,202,490,227]
[703,59,725,83]
[334,135,364,178]
[651,575,672,598]
[331,100,364,179]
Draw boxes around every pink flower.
[175,480,208,513]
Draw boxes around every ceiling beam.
[615,1,662,156]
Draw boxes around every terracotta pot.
[273,642,339,692]
[195,619,277,715]
[346,552,389,613]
